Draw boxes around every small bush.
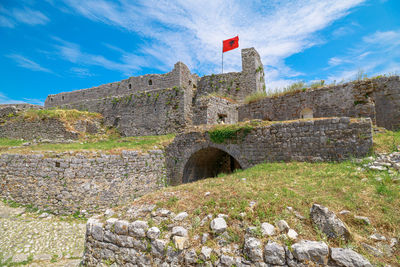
[209,123,254,144]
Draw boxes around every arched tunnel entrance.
[182,147,242,183]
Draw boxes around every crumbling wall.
[57,87,188,136]
[0,119,80,140]
[195,48,265,103]
[239,76,400,130]
[0,150,166,215]
[0,104,42,122]
[192,96,238,125]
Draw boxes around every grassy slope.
[126,129,400,265]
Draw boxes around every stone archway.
[182,147,242,183]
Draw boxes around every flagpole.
[222,45,224,74]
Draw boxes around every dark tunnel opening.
[182,147,242,183]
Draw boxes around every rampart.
[239,76,400,130]
[44,62,197,107]
[0,150,166,215]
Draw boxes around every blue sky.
[0,0,399,105]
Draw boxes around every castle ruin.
[44,47,400,135]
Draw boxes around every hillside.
[91,129,400,266]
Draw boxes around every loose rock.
[264,241,285,265]
[310,204,351,240]
[291,240,329,265]
[210,217,227,234]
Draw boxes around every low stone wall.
[82,206,373,266]
[0,150,166,215]
[0,118,101,140]
[166,117,373,185]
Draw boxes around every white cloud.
[0,5,49,27]
[326,29,400,82]
[12,7,49,25]
[52,38,153,76]
[7,54,54,73]
[0,15,15,28]
[59,0,365,87]
[69,67,94,77]
[0,92,26,104]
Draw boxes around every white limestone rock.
[173,212,188,221]
[310,204,351,240]
[171,226,188,237]
[276,220,290,233]
[210,217,227,234]
[146,227,161,240]
[261,222,276,237]
[264,241,286,265]
[291,240,329,265]
[330,247,372,267]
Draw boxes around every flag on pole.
[222,36,239,53]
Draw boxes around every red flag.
[222,36,239,53]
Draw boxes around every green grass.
[131,160,399,265]
[1,134,175,154]
[120,130,400,265]
[0,138,25,147]
[15,109,102,122]
[373,129,400,153]
[244,91,268,104]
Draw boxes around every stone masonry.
[239,76,400,130]
[44,48,265,136]
[0,150,166,215]
[166,117,372,185]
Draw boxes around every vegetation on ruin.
[208,121,259,143]
[244,91,268,104]
[0,134,175,154]
[15,108,102,122]
[373,128,400,153]
[245,73,399,104]
[112,129,400,266]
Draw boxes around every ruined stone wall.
[166,118,373,185]
[0,119,80,140]
[0,150,166,215]
[195,48,265,103]
[44,62,197,108]
[239,76,400,130]
[56,87,188,136]
[0,104,42,122]
[192,96,238,125]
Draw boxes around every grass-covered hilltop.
[83,128,399,266]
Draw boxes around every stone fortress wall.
[239,76,400,130]
[43,46,400,137]
[0,150,166,215]
[43,48,265,136]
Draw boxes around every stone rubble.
[83,205,378,267]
